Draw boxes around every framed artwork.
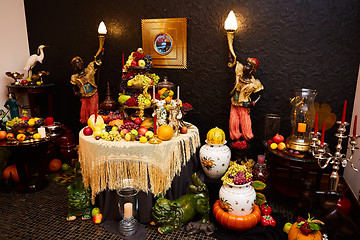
[141,18,187,69]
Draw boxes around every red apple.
[138,127,148,136]
[134,117,142,125]
[21,79,28,85]
[6,133,15,140]
[83,126,93,136]
[93,213,102,224]
[267,139,274,146]
[131,60,138,66]
[180,126,188,134]
[272,134,284,144]
[120,129,130,138]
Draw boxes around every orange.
[157,125,174,141]
[277,142,286,150]
[6,133,15,140]
[158,88,167,96]
[164,96,172,102]
[0,130,7,140]
[49,159,62,172]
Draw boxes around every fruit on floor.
[49,159,62,172]
[91,207,101,217]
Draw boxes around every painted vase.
[199,140,231,179]
[219,182,256,216]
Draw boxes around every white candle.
[153,85,155,100]
[124,202,133,218]
[38,127,46,138]
[177,86,180,102]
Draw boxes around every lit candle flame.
[98,21,107,35]
[224,11,238,31]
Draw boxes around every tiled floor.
[0,176,302,240]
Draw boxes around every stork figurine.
[24,45,49,77]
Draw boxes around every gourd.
[206,127,226,145]
[288,223,322,240]
[213,200,261,231]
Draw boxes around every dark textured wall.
[24,0,360,157]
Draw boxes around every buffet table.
[78,125,201,204]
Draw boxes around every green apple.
[283,222,292,234]
[91,207,101,217]
[36,81,42,86]
[111,126,118,132]
[138,59,146,66]
[130,129,138,136]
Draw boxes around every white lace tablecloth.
[78,125,200,203]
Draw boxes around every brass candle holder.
[310,121,359,191]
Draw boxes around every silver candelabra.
[310,121,359,191]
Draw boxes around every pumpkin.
[206,127,226,145]
[2,165,19,182]
[213,200,261,231]
[49,159,62,172]
[108,119,124,127]
[288,223,322,240]
[157,125,174,141]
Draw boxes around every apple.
[131,60,138,66]
[267,139,273,146]
[130,129,138,136]
[138,60,146,66]
[124,132,132,141]
[0,131,7,140]
[134,117,142,125]
[144,99,151,107]
[16,133,26,141]
[6,133,15,140]
[36,81,42,86]
[180,126,188,134]
[91,207,101,217]
[83,126,93,136]
[93,213,102,224]
[138,127,148,136]
[21,79,28,85]
[283,222,292,234]
[272,134,284,144]
[120,129,130,138]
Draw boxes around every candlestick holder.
[148,135,162,144]
[116,179,139,237]
[310,121,359,191]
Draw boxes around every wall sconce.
[94,21,107,64]
[225,11,238,68]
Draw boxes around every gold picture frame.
[141,18,187,69]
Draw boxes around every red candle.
[341,100,347,124]
[122,53,125,67]
[314,113,318,134]
[153,114,157,135]
[353,115,357,137]
[320,122,326,145]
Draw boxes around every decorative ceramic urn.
[199,140,231,179]
[219,182,256,216]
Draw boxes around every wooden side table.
[267,148,322,197]
[7,84,55,117]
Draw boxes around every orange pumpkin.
[157,125,174,141]
[288,223,322,240]
[206,127,226,145]
[49,159,62,172]
[213,200,261,231]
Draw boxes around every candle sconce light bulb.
[225,11,238,31]
[98,21,107,35]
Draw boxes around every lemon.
[28,119,35,127]
[270,142,278,150]
[33,133,41,139]
[139,136,148,143]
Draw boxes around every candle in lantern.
[298,123,307,133]
[38,127,46,138]
[314,113,319,134]
[153,114,157,135]
[353,115,357,137]
[124,202,133,219]
[177,86,180,102]
[341,100,347,124]
[320,122,326,145]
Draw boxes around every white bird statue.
[24,45,48,77]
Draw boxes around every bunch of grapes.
[181,102,193,115]
[137,93,151,107]
[119,121,139,131]
[221,161,253,185]
[144,55,152,72]
[145,72,160,85]
[6,117,25,128]
[233,171,253,185]
[108,111,123,121]
[104,130,122,141]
